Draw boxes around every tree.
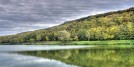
[45,36,49,41]
[126,22,134,39]
[85,30,91,41]
[73,35,79,41]
[30,38,35,43]
[57,30,71,41]
[36,35,42,41]
[77,29,87,41]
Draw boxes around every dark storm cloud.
[0,0,134,36]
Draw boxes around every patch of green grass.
[15,40,134,45]
[67,40,134,45]
[21,41,62,45]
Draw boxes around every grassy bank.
[3,40,133,45]
[67,40,134,45]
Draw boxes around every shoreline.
[0,40,134,45]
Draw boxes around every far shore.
[0,40,134,45]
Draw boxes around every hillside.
[0,7,134,44]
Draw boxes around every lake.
[0,45,134,67]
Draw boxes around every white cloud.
[31,23,60,27]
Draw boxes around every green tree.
[73,35,79,41]
[85,30,91,41]
[45,36,49,41]
[36,35,42,41]
[29,38,35,43]
[57,30,71,41]
[77,29,87,41]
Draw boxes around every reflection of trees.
[20,48,134,67]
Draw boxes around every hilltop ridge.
[0,7,134,44]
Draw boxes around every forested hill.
[0,7,134,44]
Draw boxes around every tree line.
[0,7,134,44]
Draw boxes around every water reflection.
[0,45,134,67]
[0,53,77,67]
[20,47,134,67]
[0,45,93,52]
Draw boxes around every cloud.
[0,0,134,36]
[31,23,60,27]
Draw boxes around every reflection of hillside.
[20,48,134,67]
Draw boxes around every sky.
[0,0,134,36]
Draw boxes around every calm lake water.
[0,45,134,67]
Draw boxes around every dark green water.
[20,46,134,67]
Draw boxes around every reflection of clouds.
[0,0,134,35]
[0,53,77,67]
[0,45,93,52]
